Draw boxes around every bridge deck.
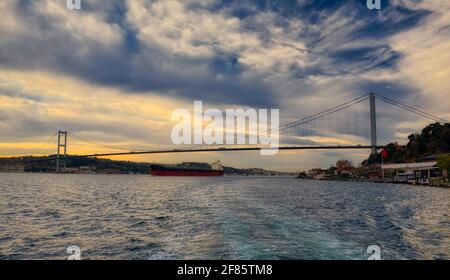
[73,145,381,158]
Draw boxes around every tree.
[365,123,450,165]
[335,159,355,175]
[437,153,450,178]
[336,159,353,169]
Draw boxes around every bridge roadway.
[70,145,382,159]
[6,145,383,163]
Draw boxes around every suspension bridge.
[1,92,448,173]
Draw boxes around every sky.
[0,0,449,171]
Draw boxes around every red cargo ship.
[149,161,224,177]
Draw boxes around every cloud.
[0,0,432,108]
[0,0,449,169]
[0,0,278,107]
[0,81,43,102]
[0,70,182,146]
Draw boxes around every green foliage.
[336,159,353,169]
[437,153,450,172]
[407,122,450,157]
[364,123,450,165]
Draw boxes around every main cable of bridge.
[67,132,151,155]
[228,93,371,146]
[278,93,370,131]
[32,132,58,156]
[232,92,448,147]
[374,93,449,124]
[57,93,374,158]
[21,91,447,161]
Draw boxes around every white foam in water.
[0,174,449,259]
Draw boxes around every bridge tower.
[369,92,377,155]
[56,130,67,173]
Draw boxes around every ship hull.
[149,166,224,177]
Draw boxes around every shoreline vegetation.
[297,123,450,188]
[0,156,296,177]
[0,123,448,187]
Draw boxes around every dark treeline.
[364,122,450,165]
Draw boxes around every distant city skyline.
[0,0,449,171]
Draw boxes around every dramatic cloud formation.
[0,0,449,170]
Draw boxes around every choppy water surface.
[0,173,449,260]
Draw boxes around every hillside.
[364,122,450,165]
[0,156,293,176]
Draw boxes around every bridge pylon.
[369,92,378,156]
[56,130,67,173]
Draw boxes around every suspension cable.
[68,133,148,153]
[34,132,57,156]
[230,93,370,145]
[374,94,449,123]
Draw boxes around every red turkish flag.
[380,148,389,159]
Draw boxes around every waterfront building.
[308,168,327,179]
[382,161,440,185]
[0,163,25,173]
